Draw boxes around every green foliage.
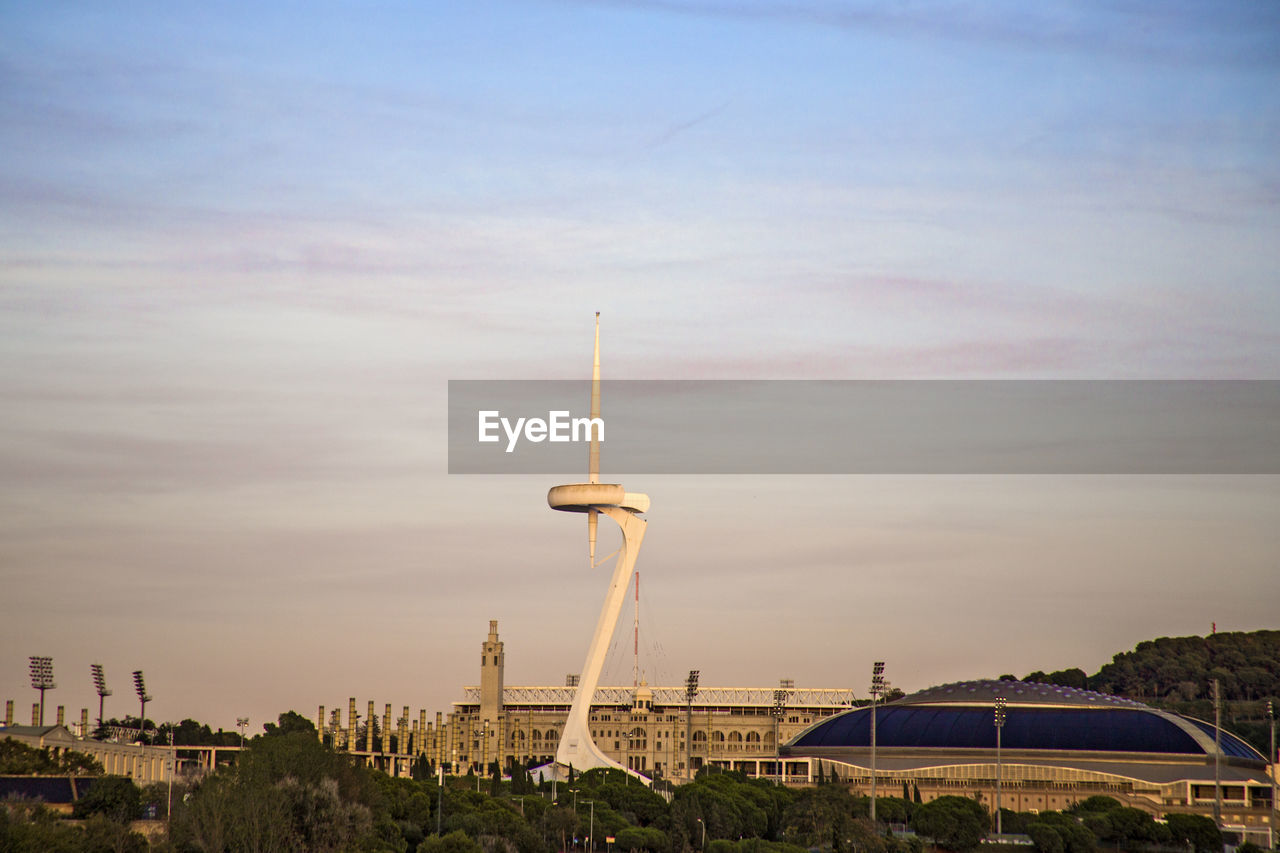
[1026,821,1065,853]
[1022,669,1088,690]
[0,737,103,775]
[1066,796,1122,814]
[420,829,485,853]
[1164,812,1221,853]
[1090,630,1280,702]
[81,813,149,852]
[0,801,86,853]
[72,774,142,822]
[616,824,671,853]
[908,795,988,852]
[262,709,319,738]
[673,771,778,844]
[1026,812,1095,853]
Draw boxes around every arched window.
[745,731,761,743]
[728,731,743,742]
[531,730,542,742]
[711,731,725,742]
[763,731,774,744]
[693,731,707,742]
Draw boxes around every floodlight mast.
[91,664,112,731]
[772,682,791,785]
[28,656,55,727]
[685,670,699,780]
[869,662,886,824]
[994,697,1007,837]
[133,670,152,744]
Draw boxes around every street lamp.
[237,717,249,748]
[696,817,706,849]
[29,656,55,727]
[685,670,699,780]
[132,670,151,743]
[582,799,595,853]
[869,662,885,824]
[994,697,1007,837]
[90,664,111,732]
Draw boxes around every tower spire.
[588,312,600,567]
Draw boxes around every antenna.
[633,572,640,689]
[587,312,601,567]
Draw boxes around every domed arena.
[781,680,1275,839]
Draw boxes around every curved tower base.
[548,501,650,785]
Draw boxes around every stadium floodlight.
[772,682,791,785]
[994,697,1007,836]
[685,670,700,780]
[90,664,112,730]
[132,670,152,743]
[869,662,886,823]
[1267,700,1276,849]
[29,656,55,727]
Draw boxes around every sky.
[2,1,1278,737]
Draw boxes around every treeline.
[93,716,244,747]
[0,712,1229,853]
[1003,629,1279,757]
[1089,630,1280,703]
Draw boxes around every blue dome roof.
[790,680,1264,761]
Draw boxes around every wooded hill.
[1006,629,1279,758]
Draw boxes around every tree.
[73,775,142,823]
[1165,813,1221,853]
[80,814,148,853]
[420,829,485,853]
[0,737,102,775]
[909,796,987,852]
[262,709,318,738]
[544,805,578,852]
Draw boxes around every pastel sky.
[2,1,1278,735]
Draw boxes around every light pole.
[90,664,111,733]
[583,799,595,853]
[685,670,699,780]
[1212,679,1222,826]
[28,656,55,727]
[237,717,249,749]
[1267,699,1275,850]
[437,765,444,836]
[993,697,1006,838]
[696,816,705,849]
[167,728,175,830]
[132,670,151,743]
[869,661,885,824]
[772,686,789,785]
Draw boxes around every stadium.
[782,680,1275,842]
